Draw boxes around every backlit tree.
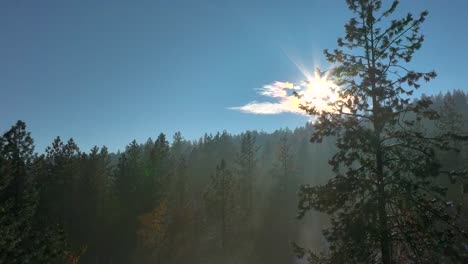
[295,1,468,263]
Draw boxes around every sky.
[1,0,468,153]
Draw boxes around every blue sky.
[1,0,468,153]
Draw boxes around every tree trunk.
[376,144,392,264]
[221,170,226,251]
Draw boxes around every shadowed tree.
[256,133,299,264]
[203,159,236,253]
[294,1,468,263]
[170,132,190,209]
[0,121,66,263]
[114,140,143,263]
[142,133,170,212]
[40,137,81,260]
[0,121,38,263]
[274,134,298,194]
[78,145,114,263]
[43,137,81,228]
[235,131,258,227]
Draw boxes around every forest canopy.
[1,91,468,263]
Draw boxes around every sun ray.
[230,57,340,116]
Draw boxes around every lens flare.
[230,68,339,115]
[299,70,339,113]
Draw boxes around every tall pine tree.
[235,131,258,226]
[0,121,66,263]
[204,159,236,253]
[295,1,468,263]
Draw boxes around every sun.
[230,63,340,115]
[295,70,339,113]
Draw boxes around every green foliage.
[204,159,237,250]
[273,134,297,189]
[3,93,468,264]
[235,131,258,225]
[0,121,66,263]
[255,133,300,264]
[295,1,468,263]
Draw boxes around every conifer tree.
[171,137,189,208]
[79,145,114,263]
[0,121,66,263]
[204,159,236,251]
[0,121,38,262]
[294,1,468,263]
[114,140,143,262]
[235,131,258,225]
[274,134,297,192]
[141,133,170,211]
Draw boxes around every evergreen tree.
[171,140,190,209]
[141,133,170,212]
[294,1,468,263]
[116,140,143,214]
[42,137,81,252]
[203,159,236,252]
[78,146,114,263]
[0,120,38,262]
[0,121,66,263]
[256,133,299,264]
[142,137,154,161]
[273,134,297,193]
[235,131,258,225]
[114,139,143,263]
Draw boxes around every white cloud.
[230,77,338,115]
[256,81,295,99]
[229,100,305,115]
[230,81,301,114]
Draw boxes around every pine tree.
[42,137,81,250]
[295,1,468,263]
[235,131,258,225]
[79,145,114,263]
[0,120,38,262]
[203,159,236,251]
[0,121,66,263]
[116,139,143,214]
[273,134,297,193]
[146,133,170,207]
[114,139,143,262]
[254,134,299,264]
[171,132,190,208]
[436,93,464,134]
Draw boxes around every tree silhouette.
[0,121,66,263]
[295,1,468,263]
[235,131,258,226]
[203,159,236,252]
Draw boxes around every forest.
[2,0,468,263]
[1,91,468,264]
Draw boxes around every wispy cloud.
[229,81,304,115]
[257,81,295,98]
[230,75,338,115]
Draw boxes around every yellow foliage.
[65,245,87,264]
[137,199,169,250]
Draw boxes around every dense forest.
[1,91,468,264]
[3,0,468,263]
